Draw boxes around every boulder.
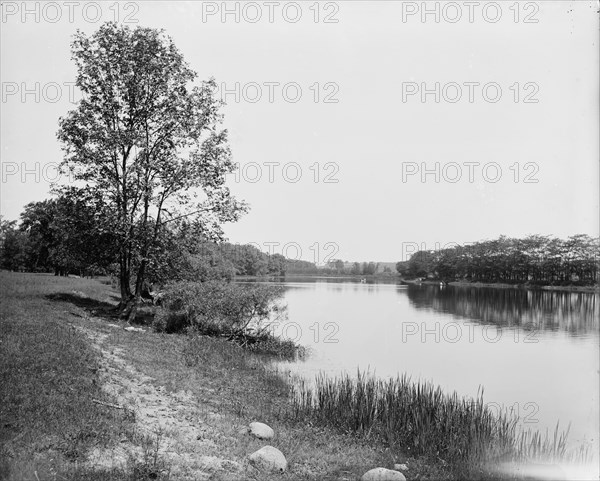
[393,464,408,471]
[249,421,275,440]
[248,446,287,472]
[362,467,407,481]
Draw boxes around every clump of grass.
[290,371,589,475]
[514,422,592,464]
[129,430,171,480]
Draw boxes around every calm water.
[251,279,599,459]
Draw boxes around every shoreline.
[408,278,599,293]
[447,280,599,293]
[236,274,600,293]
[235,273,399,281]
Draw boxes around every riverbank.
[447,280,599,293]
[0,272,453,480]
[236,273,400,282]
[256,275,599,293]
[401,278,599,293]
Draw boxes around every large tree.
[57,23,246,320]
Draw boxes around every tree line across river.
[1,201,597,288]
[395,234,599,286]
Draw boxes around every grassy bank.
[0,273,138,480]
[0,272,453,480]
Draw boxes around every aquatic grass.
[514,422,573,463]
[290,371,589,474]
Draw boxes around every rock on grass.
[249,421,274,440]
[248,446,287,472]
[362,467,407,481]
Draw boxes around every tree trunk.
[134,259,147,299]
[119,251,131,298]
[125,258,147,324]
[118,250,134,319]
[119,296,138,322]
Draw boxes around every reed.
[290,371,588,473]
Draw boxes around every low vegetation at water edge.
[290,371,592,476]
[153,280,303,359]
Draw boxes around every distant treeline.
[0,198,394,280]
[396,235,599,286]
[288,260,389,277]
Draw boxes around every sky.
[1,0,599,263]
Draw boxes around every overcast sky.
[1,1,598,263]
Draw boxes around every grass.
[0,272,148,480]
[1,271,450,480]
[289,371,593,478]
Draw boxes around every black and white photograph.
[1,1,599,479]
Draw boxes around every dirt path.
[77,323,243,480]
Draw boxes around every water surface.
[249,279,599,460]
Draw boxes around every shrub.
[154,281,300,358]
[154,281,287,336]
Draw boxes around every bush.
[154,281,300,358]
[153,281,287,336]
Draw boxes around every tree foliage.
[0,218,28,271]
[402,235,600,285]
[0,194,115,275]
[56,23,246,319]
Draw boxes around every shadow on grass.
[45,292,156,326]
[45,292,120,319]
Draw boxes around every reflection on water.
[406,285,599,337]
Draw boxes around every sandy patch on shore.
[77,323,243,480]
